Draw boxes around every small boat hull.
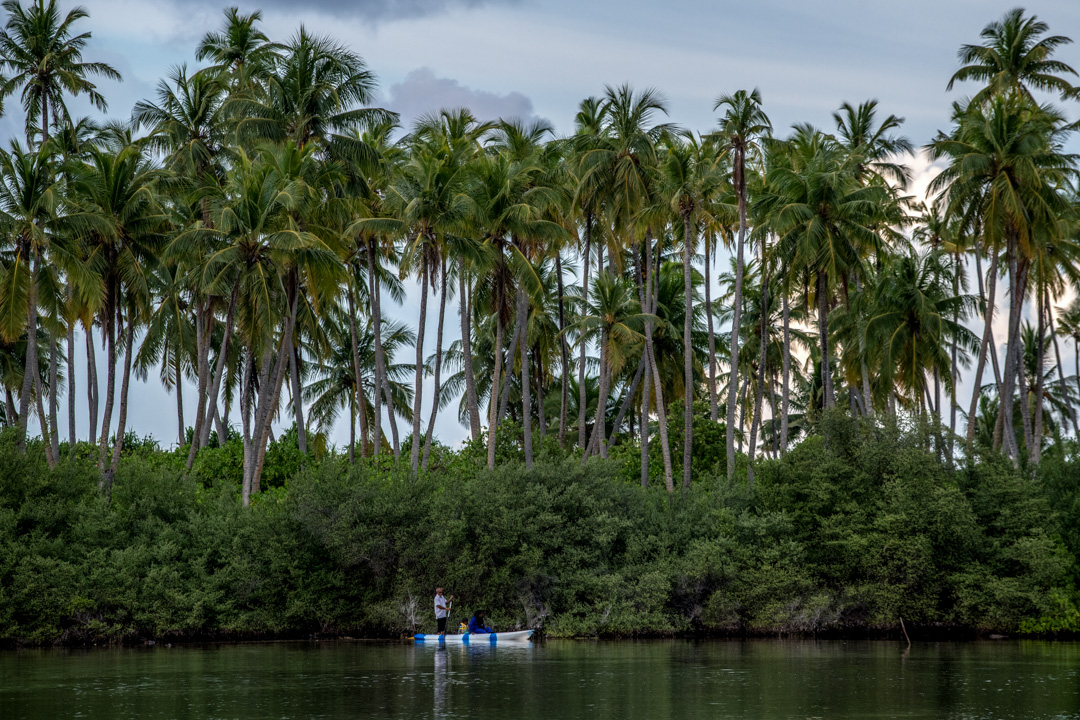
[413,629,533,643]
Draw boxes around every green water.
[2,640,1078,719]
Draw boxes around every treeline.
[0,3,1077,494]
[0,413,1077,645]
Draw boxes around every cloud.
[383,67,539,128]
[175,0,519,22]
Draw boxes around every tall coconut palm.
[928,97,1077,459]
[769,126,887,417]
[0,141,60,453]
[578,84,676,487]
[865,248,978,414]
[713,88,770,480]
[1058,297,1080,440]
[195,6,280,93]
[947,8,1078,104]
[133,64,233,464]
[68,138,167,486]
[0,0,120,144]
[659,133,719,488]
[229,26,394,164]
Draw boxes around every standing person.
[434,587,453,634]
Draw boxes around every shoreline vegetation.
[0,4,1078,645]
[1,411,1078,647]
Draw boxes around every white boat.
[413,629,533,643]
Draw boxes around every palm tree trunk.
[410,261,430,475]
[1032,290,1046,463]
[518,285,534,469]
[644,230,674,492]
[368,241,397,459]
[578,214,592,449]
[200,289,238,449]
[422,259,449,471]
[681,212,694,490]
[948,254,960,464]
[290,343,306,455]
[66,309,75,452]
[705,237,719,423]
[97,309,117,474]
[640,354,651,488]
[781,288,791,453]
[17,246,40,451]
[48,334,60,461]
[459,268,481,440]
[726,184,748,479]
[748,233,769,486]
[186,302,210,468]
[555,254,570,447]
[584,330,609,463]
[348,396,356,464]
[486,283,505,470]
[240,349,254,505]
[5,388,16,429]
[36,391,54,468]
[996,245,1024,460]
[107,314,136,484]
[347,291,368,459]
[817,272,836,409]
[247,293,298,500]
[1075,339,1079,441]
[608,354,645,448]
[176,359,185,448]
[967,248,999,453]
[1046,289,1076,437]
[498,309,522,424]
[86,325,98,443]
[535,344,546,439]
[769,370,780,457]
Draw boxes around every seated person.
[467,610,493,634]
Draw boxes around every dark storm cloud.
[385,67,538,127]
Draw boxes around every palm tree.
[713,88,770,480]
[768,126,889,417]
[305,306,414,460]
[68,138,167,486]
[1058,297,1080,440]
[947,8,1078,104]
[229,26,394,163]
[928,97,1077,459]
[578,84,676,488]
[195,6,280,93]
[865,248,978,415]
[660,133,719,488]
[133,64,232,465]
[0,0,120,145]
[571,271,647,462]
[0,141,60,453]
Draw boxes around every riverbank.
[2,417,1078,647]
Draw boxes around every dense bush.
[0,415,1076,646]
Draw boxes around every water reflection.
[2,640,1078,720]
[433,647,447,719]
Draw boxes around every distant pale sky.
[16,0,1080,449]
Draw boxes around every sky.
[16,0,1080,450]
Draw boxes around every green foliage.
[0,417,1076,646]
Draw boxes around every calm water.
[2,639,1079,719]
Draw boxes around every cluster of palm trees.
[0,2,1078,501]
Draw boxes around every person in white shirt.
[434,588,453,634]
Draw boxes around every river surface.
[2,639,1079,719]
